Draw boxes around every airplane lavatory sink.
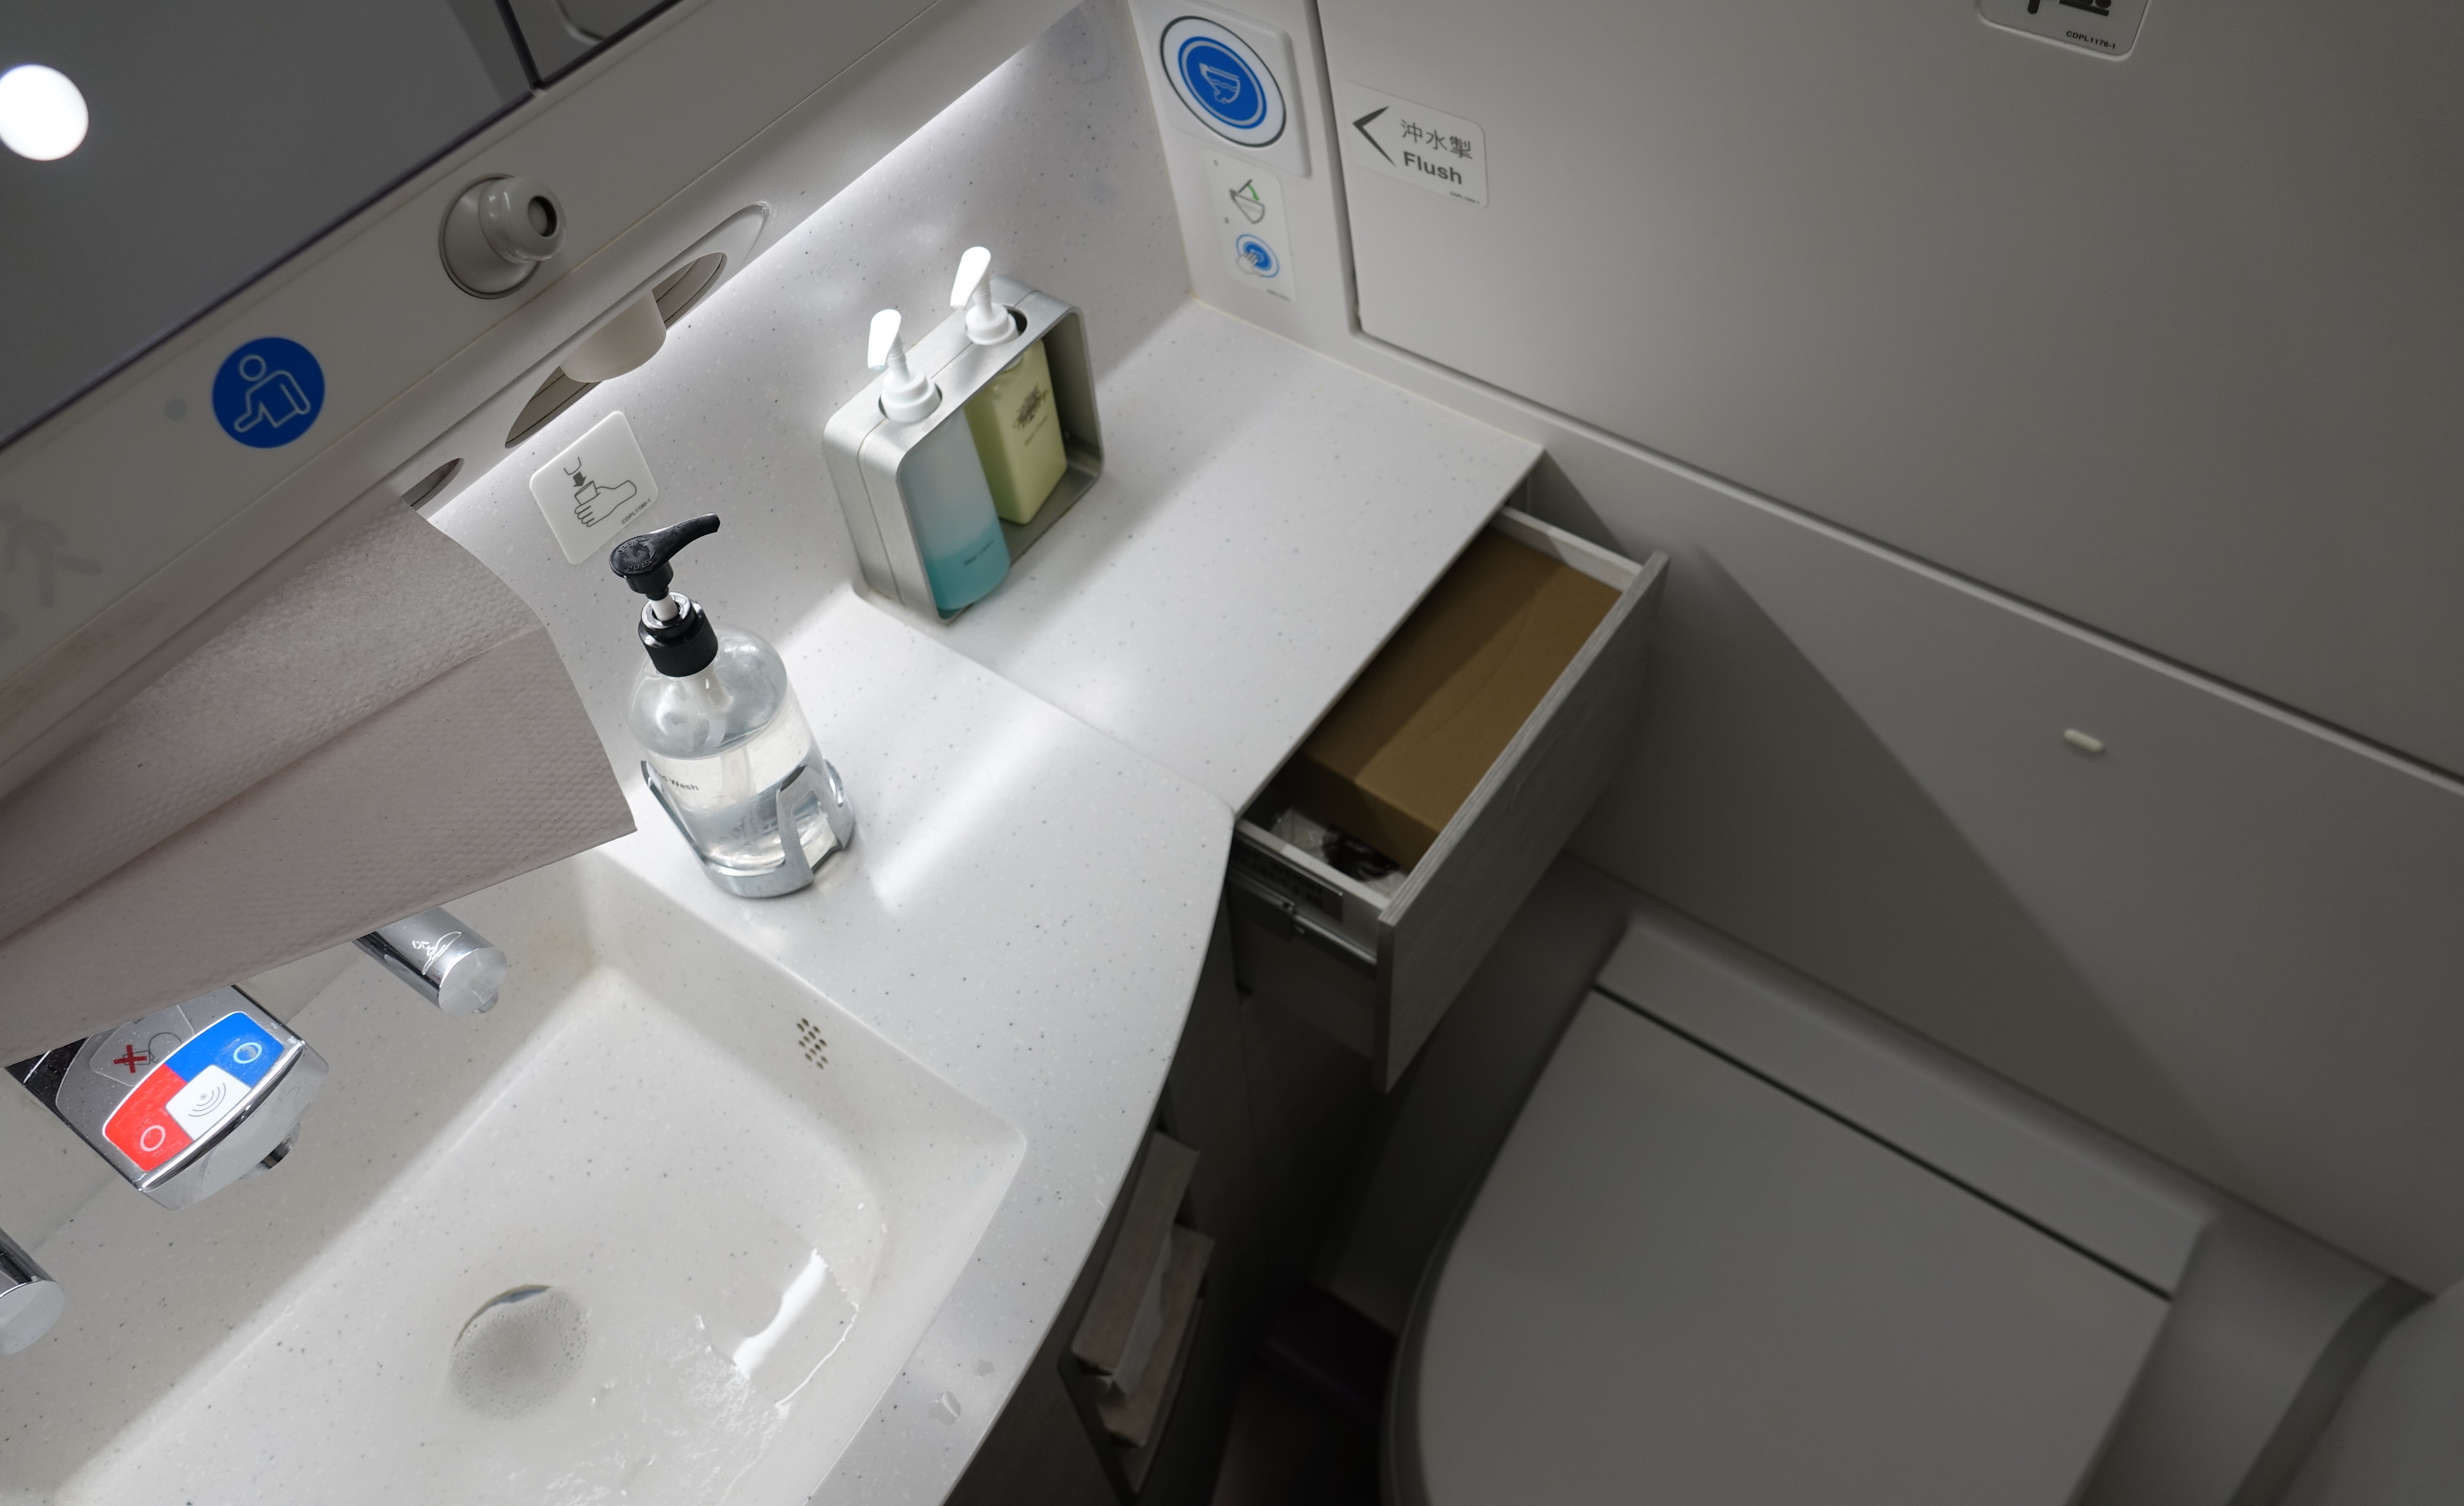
[0,850,1024,1505]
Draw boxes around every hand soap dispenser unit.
[823,249,1103,620]
[614,515,856,897]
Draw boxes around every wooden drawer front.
[1228,509,1667,1088]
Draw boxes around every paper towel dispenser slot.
[401,459,463,509]
[1226,507,1665,1089]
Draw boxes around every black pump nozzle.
[610,514,721,599]
[612,515,723,677]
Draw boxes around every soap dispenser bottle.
[870,309,1010,613]
[953,248,1070,526]
[612,515,854,896]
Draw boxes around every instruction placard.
[1337,83,1486,207]
[1975,0,2149,59]
[1207,154,1294,300]
[530,411,659,565]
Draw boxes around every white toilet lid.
[1392,993,2166,1506]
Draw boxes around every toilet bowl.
[1383,988,2166,1506]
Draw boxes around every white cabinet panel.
[1319,0,2464,775]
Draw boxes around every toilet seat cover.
[1396,993,2165,1506]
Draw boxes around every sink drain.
[449,1285,589,1418]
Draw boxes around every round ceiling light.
[0,64,89,162]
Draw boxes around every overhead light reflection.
[0,64,88,162]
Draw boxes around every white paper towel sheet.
[0,507,631,1059]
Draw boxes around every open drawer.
[1226,507,1667,1089]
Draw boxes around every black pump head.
[612,515,722,677]
[609,514,721,599]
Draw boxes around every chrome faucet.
[0,1225,63,1356]
[355,907,508,1016]
[7,988,328,1212]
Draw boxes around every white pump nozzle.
[951,246,1013,347]
[867,309,939,422]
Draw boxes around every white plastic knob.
[562,292,666,383]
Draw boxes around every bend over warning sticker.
[1338,83,1486,207]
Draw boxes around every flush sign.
[1166,20,1282,146]
[1977,0,2150,58]
[1133,0,1309,176]
[1338,84,1487,208]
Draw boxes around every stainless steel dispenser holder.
[823,274,1103,620]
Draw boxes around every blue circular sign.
[1159,17,1285,149]
[211,337,324,449]
[1177,38,1266,130]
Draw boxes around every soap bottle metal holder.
[640,756,856,898]
[823,274,1103,621]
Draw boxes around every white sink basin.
[0,851,1022,1505]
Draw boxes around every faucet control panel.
[8,989,327,1211]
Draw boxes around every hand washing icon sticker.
[212,338,324,449]
[529,410,661,565]
[565,464,639,526]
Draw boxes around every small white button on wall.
[2063,729,2107,755]
[0,64,89,162]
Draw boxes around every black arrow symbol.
[1352,105,1394,165]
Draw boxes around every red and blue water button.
[102,1012,282,1172]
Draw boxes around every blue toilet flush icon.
[212,338,324,449]
[1160,17,1287,150]
[1235,234,1280,278]
[1179,39,1266,129]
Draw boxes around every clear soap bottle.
[610,516,854,895]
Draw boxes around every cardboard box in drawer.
[1285,532,1619,866]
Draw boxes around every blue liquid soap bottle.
[869,309,1009,614]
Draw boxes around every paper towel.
[0,506,631,1059]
